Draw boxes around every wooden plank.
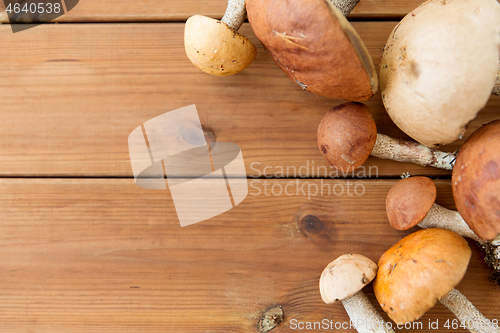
[0,178,496,332]
[0,22,498,178]
[0,0,427,23]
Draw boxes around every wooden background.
[0,0,499,332]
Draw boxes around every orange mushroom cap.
[374,228,471,324]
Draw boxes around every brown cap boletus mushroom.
[246,0,378,101]
[317,102,457,172]
[374,229,499,333]
[386,176,477,240]
[184,0,257,76]
[386,176,500,283]
[453,120,500,242]
[380,0,500,147]
[320,254,395,333]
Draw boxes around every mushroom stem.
[221,0,365,39]
[221,0,247,31]
[418,204,480,242]
[493,60,500,96]
[371,134,456,170]
[478,242,500,278]
[342,291,395,333]
[439,288,500,333]
[329,0,361,17]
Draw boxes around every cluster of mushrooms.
[184,0,500,331]
[319,117,500,333]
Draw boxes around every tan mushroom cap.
[317,102,377,171]
[320,254,378,304]
[380,0,500,147]
[184,15,257,76]
[452,120,500,241]
[246,0,377,101]
[386,177,436,230]
[374,228,471,324]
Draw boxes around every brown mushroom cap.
[246,0,377,101]
[374,228,471,324]
[184,15,257,76]
[317,102,377,171]
[452,120,500,241]
[319,254,378,304]
[386,177,437,230]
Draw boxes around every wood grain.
[1,1,498,332]
[0,22,498,178]
[0,0,427,23]
[0,178,496,332]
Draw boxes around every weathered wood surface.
[0,178,496,332]
[0,23,498,178]
[0,0,427,23]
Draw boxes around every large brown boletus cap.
[386,177,436,230]
[246,0,378,101]
[374,228,471,324]
[452,120,500,241]
[317,102,377,171]
[184,15,257,76]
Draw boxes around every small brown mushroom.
[246,0,377,101]
[453,120,500,242]
[380,0,500,147]
[386,176,500,282]
[320,254,395,333]
[317,102,456,172]
[184,0,257,76]
[374,229,498,333]
[386,177,477,239]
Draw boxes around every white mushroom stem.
[221,0,247,31]
[371,134,456,170]
[440,288,500,333]
[221,0,363,31]
[329,0,361,17]
[493,60,500,96]
[418,204,480,242]
[342,291,395,333]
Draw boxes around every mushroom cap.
[319,254,378,304]
[246,0,377,101]
[386,176,437,230]
[452,120,500,241]
[380,0,500,147]
[184,15,257,76]
[317,102,377,171]
[374,228,471,324]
